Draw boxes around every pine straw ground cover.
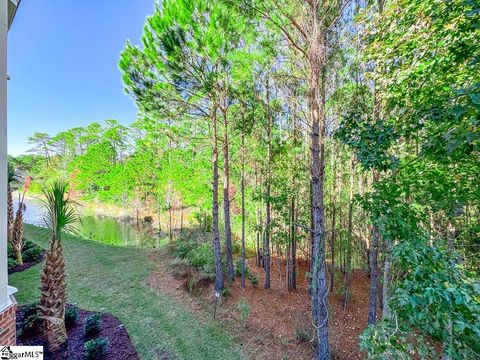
[9,224,243,360]
[148,249,371,360]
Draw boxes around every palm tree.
[7,163,19,243]
[39,181,77,352]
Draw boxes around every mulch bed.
[8,251,45,275]
[17,305,139,360]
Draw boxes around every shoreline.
[16,191,193,233]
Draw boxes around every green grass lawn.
[10,224,243,360]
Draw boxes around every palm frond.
[42,181,78,237]
[7,162,20,186]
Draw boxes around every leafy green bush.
[19,302,41,338]
[221,287,231,298]
[84,314,102,338]
[185,242,214,269]
[23,241,37,251]
[174,239,198,259]
[8,241,43,266]
[84,338,109,360]
[248,273,259,286]
[361,241,480,359]
[174,237,216,280]
[7,244,14,259]
[8,258,17,269]
[23,246,43,262]
[65,307,80,329]
[234,260,243,276]
[23,302,39,318]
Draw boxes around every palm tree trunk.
[12,205,24,265]
[40,237,67,351]
[7,186,14,242]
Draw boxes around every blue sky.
[7,0,155,155]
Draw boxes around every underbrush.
[173,233,216,281]
[171,230,259,292]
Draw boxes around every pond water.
[14,195,164,248]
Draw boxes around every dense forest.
[10,0,479,358]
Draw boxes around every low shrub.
[295,328,313,343]
[234,260,259,287]
[84,337,109,360]
[293,310,315,345]
[23,302,39,318]
[200,261,216,280]
[23,246,43,262]
[23,241,37,251]
[7,244,14,259]
[174,236,216,280]
[18,302,42,338]
[234,260,243,276]
[174,239,198,259]
[8,241,44,267]
[185,242,214,271]
[8,258,17,269]
[65,307,80,329]
[236,299,251,321]
[84,314,102,338]
[232,240,241,255]
[184,273,210,295]
[221,287,231,298]
[168,258,191,280]
[248,273,259,286]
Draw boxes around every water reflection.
[14,195,164,248]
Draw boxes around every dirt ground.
[148,251,370,360]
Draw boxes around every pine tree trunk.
[368,169,379,325]
[382,248,392,318]
[256,227,261,267]
[377,264,383,313]
[40,237,67,351]
[211,106,224,293]
[264,76,271,290]
[343,155,355,310]
[289,196,297,290]
[169,205,173,242]
[221,106,234,283]
[309,15,331,357]
[241,135,246,289]
[329,142,336,293]
[255,171,262,267]
[309,181,314,294]
[330,200,336,293]
[289,101,298,291]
